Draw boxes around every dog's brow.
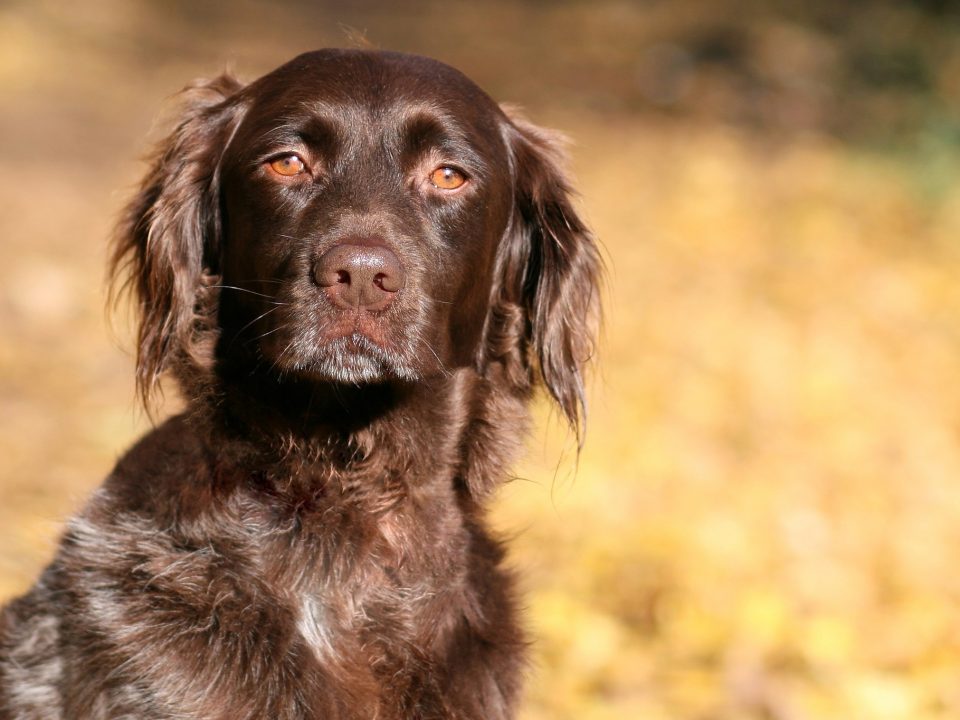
[298,98,365,119]
[256,105,352,148]
[394,104,490,174]
[394,102,466,139]
[255,99,490,174]
[256,123,311,149]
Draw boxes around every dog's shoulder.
[109,413,206,488]
[95,413,212,520]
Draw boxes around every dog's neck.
[182,360,530,505]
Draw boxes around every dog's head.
[113,49,600,433]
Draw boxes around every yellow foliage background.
[2,2,960,718]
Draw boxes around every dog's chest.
[295,592,338,660]
[259,492,467,668]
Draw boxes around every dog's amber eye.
[429,166,467,190]
[269,154,306,177]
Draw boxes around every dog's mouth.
[300,331,420,384]
[240,277,429,385]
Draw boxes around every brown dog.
[0,49,600,719]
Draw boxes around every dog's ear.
[489,110,602,443]
[110,74,246,405]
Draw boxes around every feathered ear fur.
[488,110,603,443]
[110,74,246,405]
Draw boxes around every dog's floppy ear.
[490,109,602,442]
[110,74,246,405]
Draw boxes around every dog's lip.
[342,331,378,349]
[318,319,393,351]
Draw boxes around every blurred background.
[2,0,960,717]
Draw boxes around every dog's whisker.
[230,306,284,348]
[417,334,452,378]
[248,323,288,344]
[210,284,288,304]
[268,337,298,374]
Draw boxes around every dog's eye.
[268,154,307,177]
[429,166,467,190]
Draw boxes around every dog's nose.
[314,243,404,311]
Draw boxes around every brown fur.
[0,49,600,719]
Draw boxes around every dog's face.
[218,52,514,383]
[114,49,600,432]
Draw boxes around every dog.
[0,49,600,719]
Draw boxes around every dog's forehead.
[246,49,503,125]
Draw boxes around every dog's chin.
[284,333,421,385]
